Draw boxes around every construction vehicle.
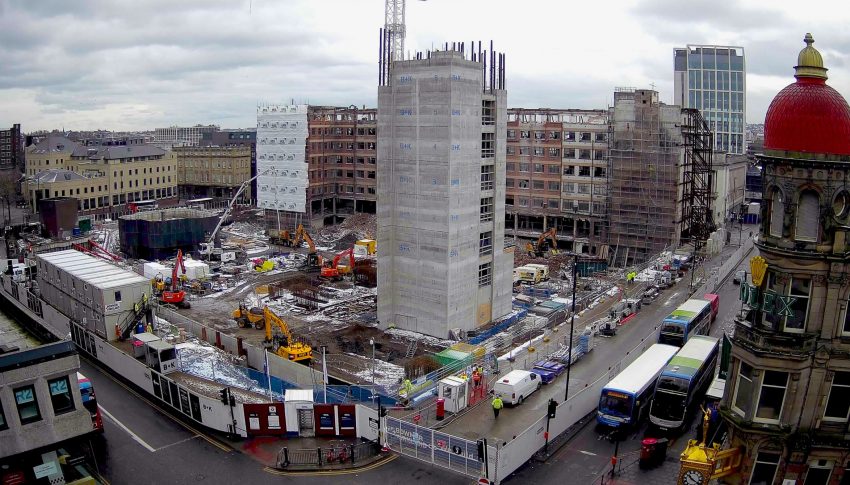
[353,239,377,257]
[268,228,293,246]
[291,224,321,269]
[158,250,190,309]
[262,306,312,363]
[321,247,355,280]
[232,303,265,329]
[525,228,559,258]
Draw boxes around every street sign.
[33,461,58,479]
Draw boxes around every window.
[755,370,788,423]
[533,148,544,156]
[519,163,530,173]
[563,166,575,176]
[733,361,754,416]
[480,197,494,222]
[520,130,530,139]
[481,165,494,190]
[15,385,41,424]
[548,148,560,157]
[534,131,545,140]
[548,164,560,174]
[805,460,833,485]
[478,262,492,286]
[769,188,784,237]
[565,132,576,141]
[0,402,6,430]
[533,163,544,173]
[842,297,850,335]
[481,133,495,158]
[824,372,850,421]
[532,180,544,190]
[507,130,516,139]
[505,178,514,188]
[548,181,560,191]
[749,451,780,485]
[518,179,530,189]
[796,190,819,241]
[519,147,530,155]
[114,291,122,302]
[49,376,75,415]
[479,231,493,256]
[580,132,591,141]
[578,166,591,177]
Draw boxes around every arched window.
[769,188,784,237]
[796,190,819,242]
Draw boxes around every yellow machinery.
[525,228,559,257]
[232,304,265,329]
[354,239,377,256]
[292,224,321,268]
[262,306,312,363]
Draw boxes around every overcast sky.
[2,0,849,132]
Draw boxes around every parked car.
[534,360,567,377]
[493,370,542,406]
[733,270,746,285]
[529,368,556,384]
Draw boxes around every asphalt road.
[78,357,471,484]
[501,242,756,484]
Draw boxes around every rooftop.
[31,169,87,183]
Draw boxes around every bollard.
[350,444,355,465]
[282,447,290,468]
[317,447,323,465]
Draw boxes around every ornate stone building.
[722,35,850,484]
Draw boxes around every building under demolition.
[607,89,713,267]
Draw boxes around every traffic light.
[379,405,387,417]
[219,388,229,405]
[548,398,558,419]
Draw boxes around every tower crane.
[383,0,427,64]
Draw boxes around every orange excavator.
[159,249,191,309]
[526,228,559,258]
[291,224,321,268]
[321,247,355,280]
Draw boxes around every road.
[502,241,755,484]
[77,357,470,484]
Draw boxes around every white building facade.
[256,104,308,214]
[377,50,513,339]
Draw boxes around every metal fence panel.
[385,417,481,478]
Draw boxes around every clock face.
[683,470,705,485]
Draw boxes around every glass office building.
[674,45,746,154]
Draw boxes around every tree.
[0,170,19,225]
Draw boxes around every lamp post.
[370,337,377,407]
[564,254,578,402]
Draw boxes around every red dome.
[764,77,850,156]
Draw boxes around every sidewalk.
[222,434,385,471]
[600,434,690,485]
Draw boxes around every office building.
[674,45,746,154]
[154,124,219,147]
[174,145,253,201]
[256,104,309,229]
[377,48,513,338]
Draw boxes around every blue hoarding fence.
[468,309,528,345]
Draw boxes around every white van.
[525,264,550,281]
[493,370,541,406]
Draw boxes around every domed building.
[721,34,850,484]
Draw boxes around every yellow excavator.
[262,306,313,364]
[232,303,265,329]
[526,228,559,258]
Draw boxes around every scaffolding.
[680,108,716,256]
[606,89,683,268]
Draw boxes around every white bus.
[597,344,679,428]
[186,197,214,209]
[649,335,719,430]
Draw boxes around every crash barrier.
[384,416,496,478]
[489,323,662,483]
[277,440,381,469]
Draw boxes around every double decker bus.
[77,372,104,433]
[128,199,158,213]
[657,298,712,347]
[649,335,719,430]
[597,344,679,428]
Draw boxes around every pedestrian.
[492,395,503,419]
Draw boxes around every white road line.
[98,405,157,453]
[156,435,199,451]
[579,450,597,456]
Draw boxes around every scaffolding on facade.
[606,89,683,268]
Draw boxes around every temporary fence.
[468,309,528,345]
[277,440,381,469]
[384,416,490,478]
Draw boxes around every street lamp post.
[370,337,377,407]
[564,254,578,402]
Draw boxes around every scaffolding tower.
[680,108,716,256]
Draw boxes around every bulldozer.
[232,303,265,329]
[525,228,560,258]
[261,306,312,364]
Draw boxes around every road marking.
[263,454,398,476]
[156,435,200,451]
[82,357,232,453]
[99,405,157,452]
[579,450,597,456]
